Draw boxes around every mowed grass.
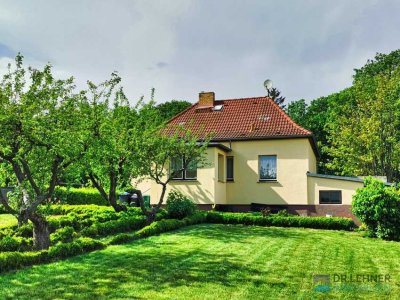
[1,224,400,300]
[0,214,17,229]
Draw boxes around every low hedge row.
[206,212,356,231]
[0,236,32,252]
[0,237,105,273]
[81,216,147,238]
[108,212,208,245]
[53,187,109,206]
[0,213,207,273]
[39,204,115,216]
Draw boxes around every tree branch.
[89,172,109,202]
[19,158,41,195]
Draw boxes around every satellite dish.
[264,79,273,90]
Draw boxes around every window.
[319,191,342,204]
[226,156,234,181]
[171,157,197,180]
[218,154,225,182]
[259,155,277,181]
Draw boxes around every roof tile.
[167,96,312,140]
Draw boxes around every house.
[137,92,365,218]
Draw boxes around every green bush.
[53,187,109,206]
[205,211,355,231]
[40,204,114,216]
[166,191,197,219]
[352,177,400,240]
[48,237,105,259]
[0,236,33,252]
[0,251,48,273]
[81,216,146,237]
[50,226,76,244]
[108,212,207,245]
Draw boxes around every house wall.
[225,138,313,205]
[135,148,217,205]
[307,176,363,205]
[137,138,324,207]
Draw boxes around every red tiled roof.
[167,96,312,140]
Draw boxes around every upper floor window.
[319,191,342,204]
[259,155,277,181]
[171,157,197,180]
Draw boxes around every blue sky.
[0,0,400,104]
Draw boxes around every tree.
[82,73,143,212]
[156,100,192,121]
[0,55,88,249]
[132,124,209,223]
[287,99,307,126]
[326,67,400,182]
[267,87,286,109]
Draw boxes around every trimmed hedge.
[0,237,105,273]
[81,216,147,238]
[0,213,207,273]
[206,212,355,231]
[39,204,114,216]
[53,187,109,206]
[0,236,33,252]
[108,212,207,245]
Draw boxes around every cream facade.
[137,137,364,217]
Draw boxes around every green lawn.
[0,214,17,229]
[0,224,399,299]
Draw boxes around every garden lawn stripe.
[0,224,399,299]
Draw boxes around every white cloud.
[0,0,399,104]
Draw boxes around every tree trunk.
[109,193,127,212]
[29,213,50,250]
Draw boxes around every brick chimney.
[198,92,215,108]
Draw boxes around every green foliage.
[287,99,307,125]
[0,251,48,273]
[53,187,109,206]
[81,216,146,238]
[39,204,114,215]
[267,87,286,109]
[352,177,400,240]
[326,64,400,181]
[166,191,197,219]
[50,226,76,244]
[108,212,207,245]
[48,237,105,259]
[156,100,192,121]
[206,211,355,231]
[0,235,32,252]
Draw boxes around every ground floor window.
[319,190,342,204]
[259,155,277,181]
[218,154,225,182]
[170,157,197,180]
[226,156,234,181]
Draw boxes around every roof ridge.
[265,97,312,135]
[166,102,198,124]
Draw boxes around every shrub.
[260,208,271,217]
[50,226,76,244]
[0,251,48,273]
[40,204,114,216]
[48,237,105,259]
[166,191,197,219]
[205,211,355,231]
[0,236,33,252]
[81,216,146,237]
[352,177,400,240]
[52,187,109,206]
[14,223,33,238]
